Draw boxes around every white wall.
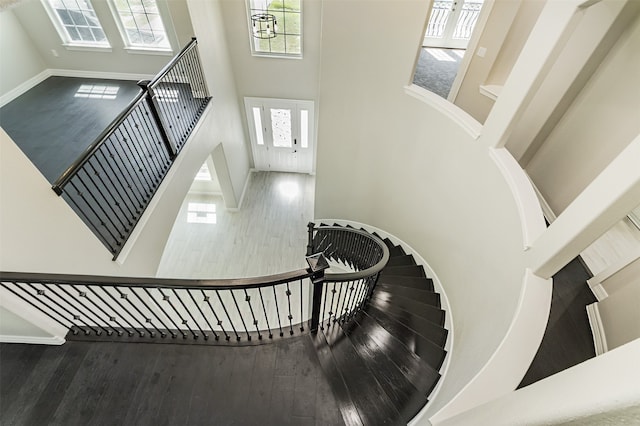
[315,0,530,418]
[10,0,194,76]
[0,8,47,97]
[598,264,640,351]
[526,12,640,214]
[0,306,54,338]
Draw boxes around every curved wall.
[314,0,537,419]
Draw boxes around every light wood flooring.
[157,171,315,279]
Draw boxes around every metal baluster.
[35,283,101,335]
[144,287,183,338]
[257,288,273,339]
[272,285,284,337]
[333,282,344,323]
[158,288,197,339]
[83,286,132,336]
[187,290,219,341]
[133,288,172,338]
[138,104,171,172]
[130,108,163,185]
[343,281,357,322]
[320,280,329,330]
[84,158,129,232]
[285,282,294,335]
[230,290,251,340]
[155,80,182,148]
[120,121,158,189]
[327,282,337,327]
[172,288,204,339]
[216,290,240,341]
[337,281,350,323]
[114,127,154,196]
[94,148,136,222]
[88,156,132,229]
[243,289,262,340]
[76,170,125,240]
[68,180,119,252]
[201,289,229,341]
[98,286,146,337]
[56,284,118,336]
[109,131,150,202]
[299,279,305,332]
[102,142,145,210]
[355,279,368,311]
[116,287,160,338]
[172,63,193,143]
[2,283,76,333]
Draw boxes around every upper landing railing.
[0,224,389,344]
[52,38,210,260]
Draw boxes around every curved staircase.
[312,224,448,426]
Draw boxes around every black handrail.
[49,38,211,259]
[51,91,147,195]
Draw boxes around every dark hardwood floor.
[0,336,345,426]
[0,76,141,184]
[518,256,596,387]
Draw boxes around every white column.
[433,339,640,426]
[480,0,584,149]
[526,134,640,279]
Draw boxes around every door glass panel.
[252,107,264,145]
[425,1,453,38]
[453,0,483,40]
[300,109,308,148]
[270,108,292,147]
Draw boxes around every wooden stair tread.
[375,283,441,308]
[380,265,426,278]
[370,292,445,326]
[386,254,416,267]
[377,275,435,292]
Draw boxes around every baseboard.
[586,303,608,355]
[527,175,557,224]
[0,69,52,107]
[0,335,65,345]
[49,68,155,82]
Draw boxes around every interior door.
[245,98,314,174]
[423,0,484,49]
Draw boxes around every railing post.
[306,252,328,332]
[137,80,177,160]
[306,222,316,256]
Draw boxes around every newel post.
[306,252,328,332]
[306,222,316,256]
[137,80,177,160]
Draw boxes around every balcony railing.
[52,38,210,260]
[0,225,389,344]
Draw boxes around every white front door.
[245,97,315,174]
[423,0,484,49]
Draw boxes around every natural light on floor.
[278,181,299,200]
[187,202,216,224]
[74,84,120,100]
[425,48,456,62]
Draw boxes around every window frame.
[246,0,303,59]
[41,0,111,50]
[107,0,174,54]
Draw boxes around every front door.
[423,0,484,49]
[245,97,315,174]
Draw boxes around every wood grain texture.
[0,336,345,426]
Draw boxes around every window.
[109,0,171,51]
[43,0,109,47]
[247,0,302,57]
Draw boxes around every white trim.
[586,247,640,301]
[528,175,557,223]
[404,85,482,140]
[116,102,214,263]
[314,218,454,422]
[429,269,552,424]
[0,335,65,345]
[447,0,495,102]
[588,282,609,302]
[586,302,608,355]
[478,84,502,101]
[49,68,155,82]
[62,44,112,53]
[0,69,52,107]
[489,147,546,250]
[227,169,254,212]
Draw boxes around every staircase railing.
[0,256,327,343]
[52,38,210,260]
[307,222,389,331]
[1,225,387,344]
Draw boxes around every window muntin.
[110,0,171,50]
[44,0,109,47]
[248,0,302,57]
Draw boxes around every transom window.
[110,0,171,50]
[44,0,109,47]
[247,0,302,57]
